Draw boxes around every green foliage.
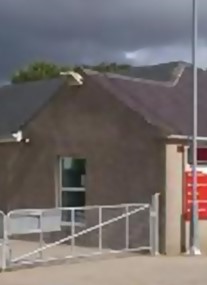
[82,62,130,73]
[11,61,131,84]
[11,61,72,84]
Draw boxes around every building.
[1,62,207,254]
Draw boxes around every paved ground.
[0,240,106,263]
[0,255,207,285]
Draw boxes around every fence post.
[5,214,12,269]
[125,205,129,250]
[71,209,75,254]
[39,212,44,260]
[154,193,160,256]
[99,207,103,252]
[150,193,160,256]
[149,204,153,254]
[2,214,7,271]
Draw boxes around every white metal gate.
[0,194,160,271]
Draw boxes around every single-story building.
[1,61,207,254]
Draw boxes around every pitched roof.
[111,61,188,82]
[0,61,206,139]
[0,78,64,137]
[84,64,207,137]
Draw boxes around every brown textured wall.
[0,78,165,249]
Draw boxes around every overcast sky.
[0,0,207,81]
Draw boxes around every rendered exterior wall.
[0,79,165,249]
[165,142,207,255]
[164,143,185,255]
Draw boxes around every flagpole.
[189,0,201,255]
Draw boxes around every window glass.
[188,147,207,165]
[197,148,207,163]
[61,158,86,188]
[62,191,85,207]
[60,157,86,223]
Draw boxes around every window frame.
[58,156,86,226]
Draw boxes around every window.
[188,147,207,165]
[197,148,207,164]
[59,157,86,224]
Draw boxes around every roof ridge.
[83,63,187,88]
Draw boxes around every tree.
[11,61,131,84]
[81,62,130,73]
[11,61,72,83]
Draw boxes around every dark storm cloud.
[0,0,207,80]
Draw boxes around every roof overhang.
[0,130,23,143]
[167,134,207,143]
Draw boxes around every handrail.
[11,205,148,263]
[7,203,150,216]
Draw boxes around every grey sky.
[0,0,207,81]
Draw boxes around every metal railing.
[0,194,160,271]
[150,193,160,256]
[0,211,6,271]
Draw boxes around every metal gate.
[0,193,159,271]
